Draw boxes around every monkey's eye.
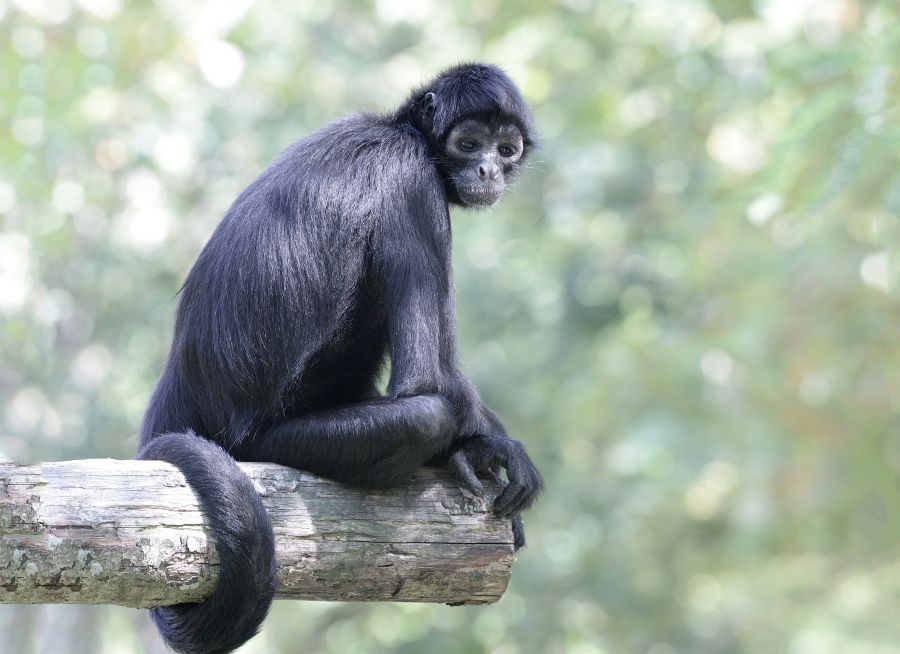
[457,139,479,152]
[498,144,517,157]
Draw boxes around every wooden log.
[0,459,514,608]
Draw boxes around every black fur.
[138,62,543,654]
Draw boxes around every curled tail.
[138,431,276,654]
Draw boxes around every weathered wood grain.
[0,459,514,608]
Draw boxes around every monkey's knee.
[402,394,456,447]
[344,395,458,489]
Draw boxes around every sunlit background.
[2,0,900,652]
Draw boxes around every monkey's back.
[142,114,436,447]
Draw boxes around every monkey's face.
[443,119,525,208]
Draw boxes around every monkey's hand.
[448,436,543,519]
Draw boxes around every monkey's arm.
[438,379,543,519]
[429,260,544,521]
[376,179,450,402]
[376,169,543,526]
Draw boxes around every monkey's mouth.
[458,184,502,207]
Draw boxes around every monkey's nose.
[478,164,500,181]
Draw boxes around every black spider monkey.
[138,62,544,654]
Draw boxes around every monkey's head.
[404,63,537,208]
[438,114,528,208]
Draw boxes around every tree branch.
[0,460,514,608]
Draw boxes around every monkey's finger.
[522,470,544,511]
[511,515,526,550]
[495,462,534,516]
[503,485,533,517]
[493,481,523,517]
[508,470,540,515]
[449,451,484,497]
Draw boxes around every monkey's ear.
[421,92,436,115]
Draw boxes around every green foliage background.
[2,1,900,652]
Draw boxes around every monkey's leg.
[234,394,456,487]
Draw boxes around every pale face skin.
[444,120,525,207]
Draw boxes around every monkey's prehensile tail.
[138,432,276,654]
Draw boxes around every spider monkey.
[138,62,543,654]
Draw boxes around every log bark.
[0,459,514,608]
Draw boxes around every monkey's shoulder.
[218,114,445,237]
[271,114,436,187]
